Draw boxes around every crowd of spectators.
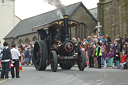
[16,42,34,66]
[72,31,128,69]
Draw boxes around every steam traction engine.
[33,15,86,72]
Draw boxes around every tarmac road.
[0,66,128,85]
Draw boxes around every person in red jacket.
[121,51,127,69]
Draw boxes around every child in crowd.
[84,48,89,67]
[106,42,110,66]
[122,44,126,53]
[108,47,114,68]
[102,49,107,68]
[115,49,120,69]
[88,44,94,67]
[20,51,25,65]
[121,51,127,69]
[110,41,114,48]
[92,45,97,68]
[101,42,106,65]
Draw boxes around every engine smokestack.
[63,15,69,40]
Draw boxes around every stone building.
[0,0,21,47]
[98,0,128,39]
[4,2,97,45]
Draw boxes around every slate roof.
[4,2,97,39]
[89,7,97,20]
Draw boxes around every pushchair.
[122,60,128,69]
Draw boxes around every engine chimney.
[63,15,69,40]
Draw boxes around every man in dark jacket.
[106,34,111,44]
[114,42,120,67]
[117,35,123,52]
[0,42,12,79]
[123,34,128,43]
[115,49,120,68]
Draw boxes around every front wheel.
[77,49,86,71]
[51,51,58,72]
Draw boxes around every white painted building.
[0,0,21,47]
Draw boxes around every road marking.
[97,82,105,85]
[0,79,6,84]
[96,73,108,82]
[96,80,101,81]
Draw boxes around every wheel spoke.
[35,50,41,65]
[35,58,40,63]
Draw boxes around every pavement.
[0,65,128,85]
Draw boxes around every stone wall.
[4,32,38,45]
[98,0,128,39]
[71,5,97,39]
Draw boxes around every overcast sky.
[15,0,99,19]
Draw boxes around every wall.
[98,0,128,39]
[5,32,38,45]
[71,5,97,39]
[15,16,21,26]
[0,0,20,47]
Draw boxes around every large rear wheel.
[33,40,48,71]
[51,51,58,72]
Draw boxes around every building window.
[2,0,4,3]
